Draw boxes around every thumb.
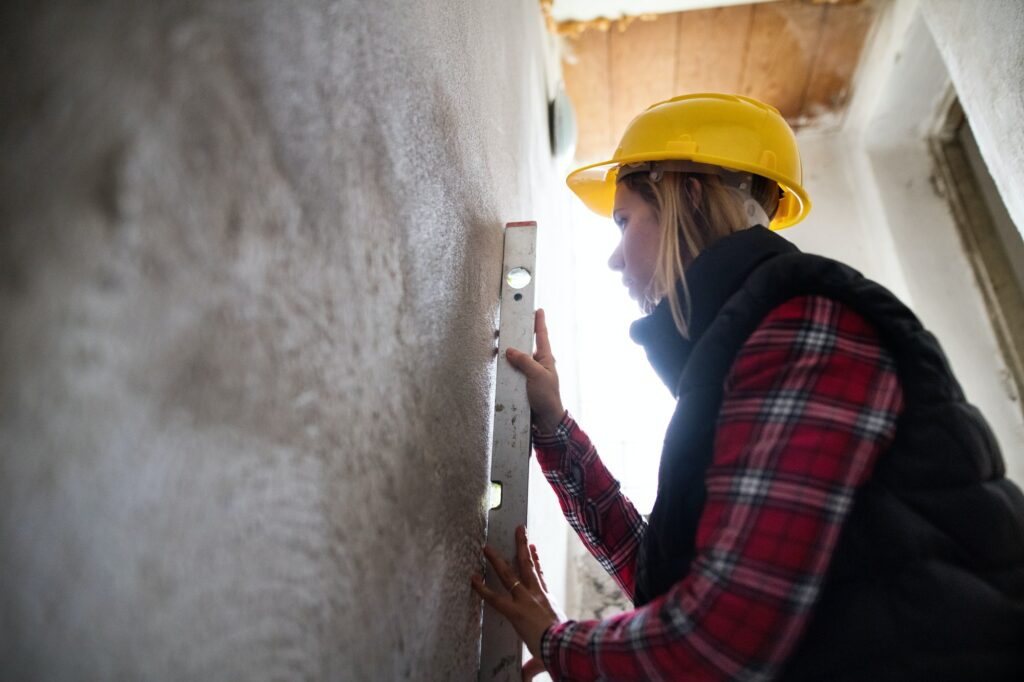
[521,657,546,681]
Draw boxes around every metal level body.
[479,221,537,682]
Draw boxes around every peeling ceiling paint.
[549,0,779,22]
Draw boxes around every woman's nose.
[608,242,625,272]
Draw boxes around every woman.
[471,94,1024,681]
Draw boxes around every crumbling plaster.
[0,1,562,679]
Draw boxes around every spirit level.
[479,221,537,682]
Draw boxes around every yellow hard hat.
[566,93,811,229]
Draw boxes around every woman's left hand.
[471,526,565,678]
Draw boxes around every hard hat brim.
[566,153,811,230]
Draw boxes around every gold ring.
[509,580,522,592]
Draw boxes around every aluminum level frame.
[479,221,537,682]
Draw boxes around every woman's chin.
[624,288,651,314]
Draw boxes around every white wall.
[0,1,565,679]
[786,131,909,298]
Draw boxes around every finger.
[482,545,521,592]
[471,575,512,612]
[530,543,549,593]
[505,347,546,380]
[522,657,546,681]
[515,526,537,590]
[534,309,554,367]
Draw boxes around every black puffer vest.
[629,227,1024,680]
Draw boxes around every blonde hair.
[619,171,780,338]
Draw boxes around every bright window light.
[568,201,676,513]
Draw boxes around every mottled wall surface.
[921,0,1024,238]
[0,1,559,678]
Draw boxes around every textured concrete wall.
[0,1,559,679]
[921,0,1024,238]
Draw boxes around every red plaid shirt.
[535,295,904,681]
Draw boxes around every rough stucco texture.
[0,1,558,678]
[921,0,1024,238]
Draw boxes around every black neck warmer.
[628,225,798,397]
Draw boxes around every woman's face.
[609,182,661,307]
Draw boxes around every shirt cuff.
[532,411,575,465]
[540,620,574,680]
[532,409,573,440]
[532,410,571,442]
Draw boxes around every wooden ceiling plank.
[739,1,825,121]
[609,16,679,145]
[563,28,613,163]
[563,1,874,162]
[803,3,876,121]
[674,4,755,96]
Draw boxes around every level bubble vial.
[488,481,503,510]
[506,267,532,289]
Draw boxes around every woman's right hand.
[505,309,565,435]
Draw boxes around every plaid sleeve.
[534,413,647,601]
[540,295,904,681]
